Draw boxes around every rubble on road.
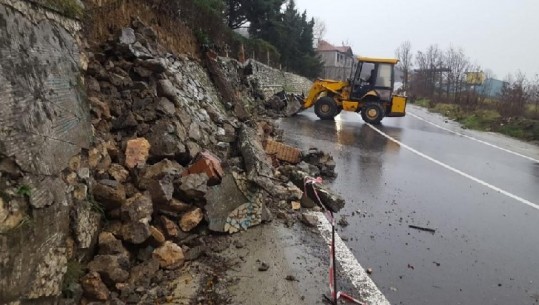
[60,17,346,305]
[263,90,305,118]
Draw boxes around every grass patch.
[62,260,84,298]
[43,0,84,19]
[16,185,31,197]
[412,100,539,142]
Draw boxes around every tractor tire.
[314,97,338,120]
[361,102,385,124]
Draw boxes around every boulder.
[159,215,179,238]
[92,180,126,210]
[119,193,153,244]
[120,221,151,245]
[98,232,129,258]
[118,28,136,45]
[179,208,203,232]
[124,138,151,169]
[88,255,130,284]
[108,164,129,183]
[81,272,110,301]
[138,159,183,190]
[178,173,208,200]
[148,120,187,158]
[128,258,160,286]
[146,176,174,204]
[152,241,185,270]
[71,202,101,251]
[156,79,177,102]
[156,198,191,215]
[148,226,166,247]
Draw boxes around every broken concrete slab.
[205,173,249,233]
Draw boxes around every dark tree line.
[196,0,322,78]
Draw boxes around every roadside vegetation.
[83,0,321,79]
[396,41,539,143]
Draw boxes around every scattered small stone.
[366,268,373,275]
[258,262,270,271]
[337,216,349,227]
[300,213,318,227]
[233,240,244,249]
[285,275,297,281]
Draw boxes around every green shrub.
[43,0,84,19]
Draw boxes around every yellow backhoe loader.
[302,56,407,124]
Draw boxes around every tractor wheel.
[314,97,338,120]
[361,102,385,124]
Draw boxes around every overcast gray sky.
[295,0,539,79]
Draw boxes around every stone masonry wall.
[245,59,313,97]
[0,0,91,303]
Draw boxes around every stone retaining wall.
[0,1,90,302]
[245,59,313,97]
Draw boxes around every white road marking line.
[309,211,391,305]
[367,123,539,211]
[408,112,539,163]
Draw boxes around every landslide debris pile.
[66,21,343,304]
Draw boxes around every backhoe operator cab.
[303,56,407,124]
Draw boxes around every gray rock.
[119,193,153,244]
[120,221,151,244]
[128,42,153,59]
[133,66,153,78]
[148,120,187,158]
[179,173,209,200]
[120,193,153,223]
[159,215,179,238]
[81,272,110,301]
[300,213,318,227]
[92,180,126,210]
[72,202,102,250]
[112,111,138,130]
[88,255,130,285]
[141,58,167,73]
[98,232,129,258]
[118,28,136,45]
[128,258,160,286]
[156,79,177,102]
[157,97,176,116]
[146,176,174,204]
[138,159,183,190]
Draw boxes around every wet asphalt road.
[278,105,539,305]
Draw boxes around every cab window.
[375,64,392,88]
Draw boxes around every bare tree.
[395,40,413,92]
[313,17,326,45]
[444,45,470,105]
[497,72,528,118]
[412,44,444,100]
[529,74,539,117]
